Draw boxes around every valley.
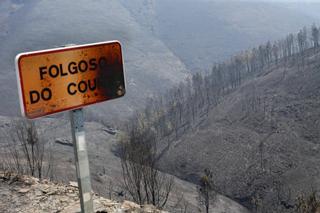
[2,0,320,212]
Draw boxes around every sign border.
[15,40,126,119]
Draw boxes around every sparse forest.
[120,24,320,212]
[126,24,319,145]
[1,18,320,213]
[3,1,320,212]
[0,23,319,212]
[0,119,53,179]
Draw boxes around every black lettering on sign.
[29,88,52,104]
[66,79,98,95]
[68,62,78,74]
[78,60,88,73]
[49,65,60,78]
[29,90,40,104]
[60,64,68,77]
[89,58,97,70]
[78,80,88,93]
[88,78,97,91]
[38,58,101,80]
[39,66,47,80]
[41,88,52,101]
[67,82,77,95]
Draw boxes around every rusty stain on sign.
[15,41,126,119]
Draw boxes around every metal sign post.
[70,108,94,213]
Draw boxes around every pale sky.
[234,0,320,2]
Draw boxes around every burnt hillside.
[158,44,320,211]
[120,25,320,211]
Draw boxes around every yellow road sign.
[15,41,126,119]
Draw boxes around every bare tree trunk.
[118,123,173,208]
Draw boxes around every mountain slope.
[121,0,320,72]
[0,0,189,120]
[0,115,249,212]
[2,0,320,121]
[158,50,320,210]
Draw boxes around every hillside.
[158,49,320,211]
[0,0,189,121]
[120,0,320,72]
[1,0,320,121]
[0,172,250,213]
[2,1,320,212]
[0,116,249,212]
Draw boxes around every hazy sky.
[205,0,320,3]
[277,0,319,1]
[239,0,320,2]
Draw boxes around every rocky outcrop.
[0,172,167,213]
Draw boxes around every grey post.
[70,108,94,213]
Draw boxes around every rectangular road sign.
[15,41,126,119]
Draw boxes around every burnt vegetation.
[121,24,320,212]
[2,22,320,212]
[197,169,216,213]
[127,24,319,144]
[118,122,173,209]
[0,119,53,179]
